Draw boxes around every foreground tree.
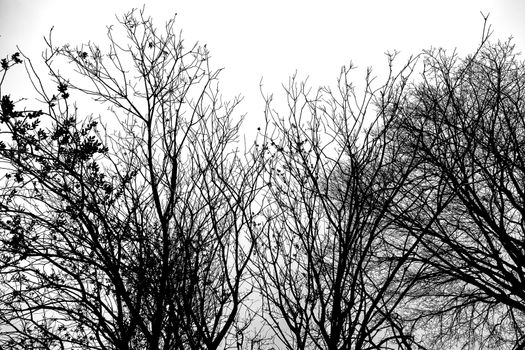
[251,59,428,349]
[389,33,525,348]
[0,9,262,350]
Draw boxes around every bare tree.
[388,26,525,349]
[250,58,428,349]
[0,9,263,350]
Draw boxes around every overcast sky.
[1,0,524,128]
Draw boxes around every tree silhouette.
[0,9,263,350]
[388,29,525,349]
[250,59,428,349]
[1,9,524,350]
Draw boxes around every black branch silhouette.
[0,9,524,350]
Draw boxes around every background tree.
[0,9,263,350]
[389,29,525,349]
[251,59,428,349]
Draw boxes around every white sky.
[1,0,524,132]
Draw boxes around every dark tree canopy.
[0,9,263,350]
[250,63,424,350]
[0,9,524,350]
[387,38,525,349]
